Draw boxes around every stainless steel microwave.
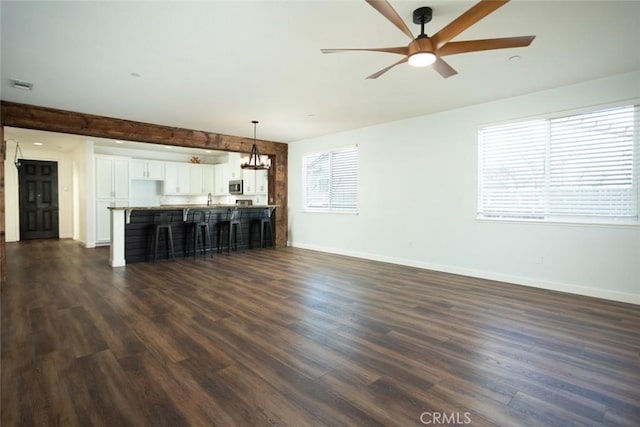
[229,180,243,195]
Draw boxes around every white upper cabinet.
[242,169,256,195]
[164,162,190,194]
[189,164,204,194]
[130,159,146,180]
[202,164,215,194]
[146,161,165,180]
[96,157,113,199]
[131,159,165,180]
[164,162,216,195]
[242,169,268,196]
[127,154,245,196]
[96,155,130,199]
[187,164,215,194]
[214,164,229,196]
[255,169,268,195]
[227,152,241,181]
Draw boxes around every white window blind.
[478,105,638,223]
[304,145,358,212]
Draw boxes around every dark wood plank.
[0,101,283,155]
[2,239,639,426]
[0,128,5,285]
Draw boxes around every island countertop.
[108,204,278,210]
[109,204,278,223]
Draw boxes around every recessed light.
[205,150,212,153]
[509,55,522,62]
[164,146,172,149]
[130,72,141,78]
[114,140,124,144]
[33,142,43,146]
[11,79,33,91]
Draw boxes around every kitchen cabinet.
[189,164,203,194]
[164,162,190,194]
[165,162,217,195]
[242,169,268,195]
[242,169,255,195]
[211,153,241,196]
[188,164,215,194]
[227,152,241,181]
[95,155,130,244]
[96,199,129,243]
[96,156,130,199]
[131,159,165,180]
[202,164,215,194]
[213,164,229,196]
[256,169,268,195]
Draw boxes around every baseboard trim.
[288,242,639,305]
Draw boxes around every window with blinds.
[478,104,638,224]
[303,145,358,212]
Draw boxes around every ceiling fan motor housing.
[412,7,432,25]
[409,37,435,56]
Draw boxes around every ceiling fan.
[321,0,535,79]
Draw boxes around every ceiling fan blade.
[437,36,535,56]
[432,57,458,79]
[366,56,408,79]
[365,0,415,40]
[321,47,409,55]
[431,0,509,49]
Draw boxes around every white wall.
[288,71,640,304]
[72,140,92,245]
[4,140,76,242]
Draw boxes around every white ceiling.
[1,1,639,144]
[3,126,223,157]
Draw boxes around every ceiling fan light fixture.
[321,1,534,79]
[408,52,436,67]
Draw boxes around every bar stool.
[249,207,274,249]
[151,212,176,263]
[184,210,211,259]
[218,208,242,255]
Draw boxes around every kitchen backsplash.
[130,181,267,206]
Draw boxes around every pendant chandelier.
[240,120,270,171]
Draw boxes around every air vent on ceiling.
[11,79,33,91]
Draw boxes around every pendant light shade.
[241,120,270,172]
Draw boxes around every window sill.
[303,209,358,215]
[476,216,639,229]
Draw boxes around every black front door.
[19,159,59,240]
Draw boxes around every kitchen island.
[107,205,276,267]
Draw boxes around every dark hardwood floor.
[2,239,639,426]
